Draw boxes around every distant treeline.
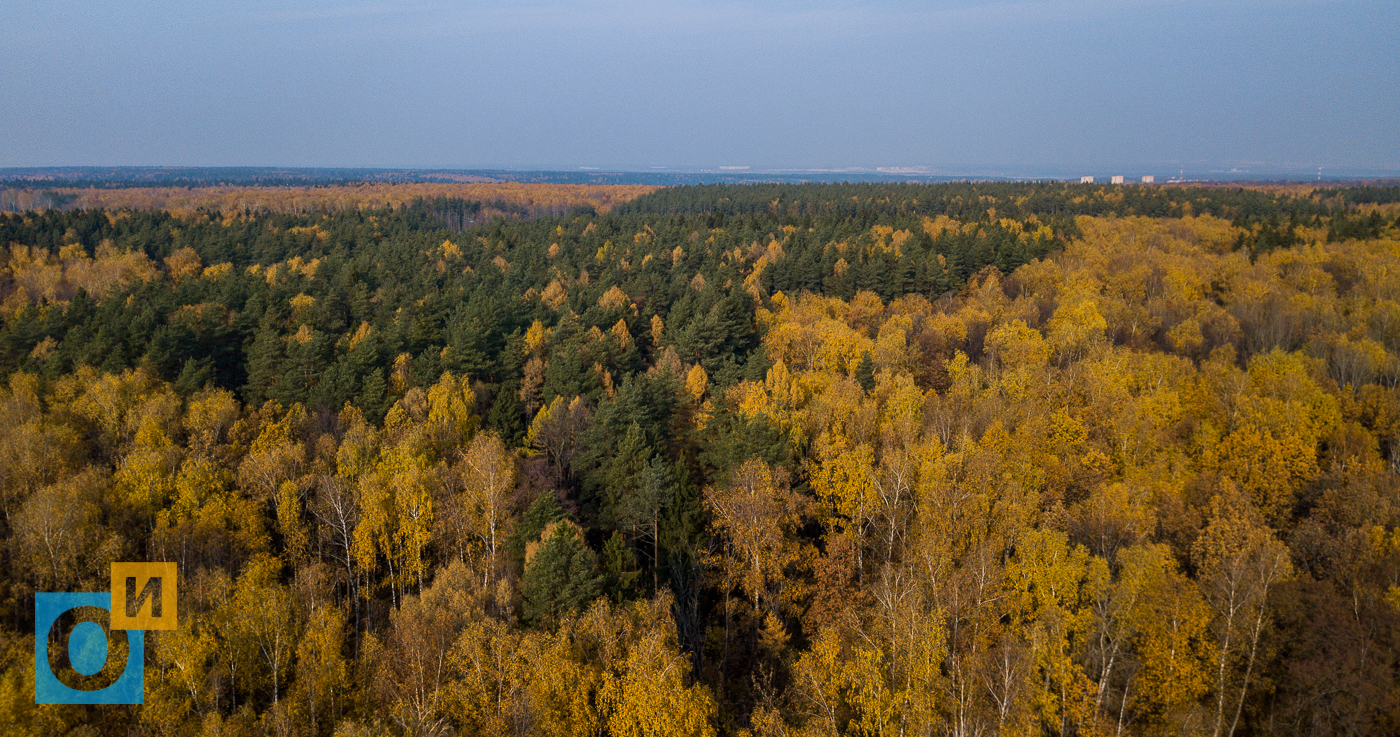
[0,183,659,219]
[615,181,1400,220]
[0,167,500,189]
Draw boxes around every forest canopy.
[1,181,1397,736]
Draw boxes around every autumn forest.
[0,180,1397,736]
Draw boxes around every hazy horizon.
[4,163,1398,187]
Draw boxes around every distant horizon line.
[4,163,1399,171]
[3,164,1399,185]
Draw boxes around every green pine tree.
[855,350,876,393]
[521,524,602,626]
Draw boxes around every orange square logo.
[110,562,177,631]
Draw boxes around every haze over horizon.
[2,0,1397,172]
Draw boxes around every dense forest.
[0,181,1397,736]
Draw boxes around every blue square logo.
[34,592,145,705]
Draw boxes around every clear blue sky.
[2,0,1396,172]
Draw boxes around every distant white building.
[1080,176,1094,183]
[1111,175,1125,184]
[1142,175,1155,184]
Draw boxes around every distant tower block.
[1141,175,1155,183]
[1110,175,1125,184]
[1080,176,1094,183]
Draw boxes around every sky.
[1,0,1397,173]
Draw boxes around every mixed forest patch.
[0,181,1397,736]
[0,182,659,220]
